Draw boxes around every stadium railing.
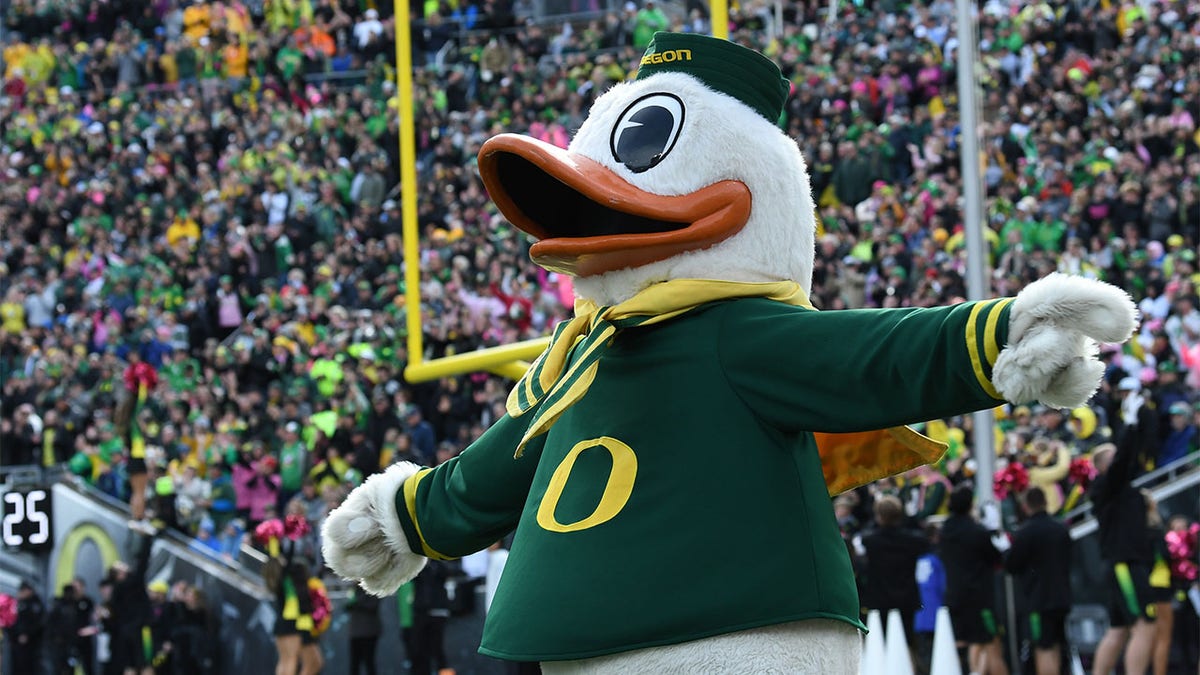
[1065,449,1200,539]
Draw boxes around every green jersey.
[279,441,307,492]
[395,297,1011,661]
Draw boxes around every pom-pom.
[124,362,159,393]
[1068,456,1097,490]
[0,594,16,629]
[993,462,1030,500]
[255,518,285,557]
[308,578,332,636]
[255,518,285,543]
[284,514,311,540]
[1165,524,1199,582]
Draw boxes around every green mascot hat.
[635,32,790,125]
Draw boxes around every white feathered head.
[478,32,817,306]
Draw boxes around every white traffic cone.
[1069,645,1085,675]
[861,610,887,675]
[884,609,914,675]
[930,606,962,675]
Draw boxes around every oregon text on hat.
[635,32,789,125]
[640,48,693,66]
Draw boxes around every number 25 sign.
[2,487,53,551]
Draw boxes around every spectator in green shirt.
[175,39,198,84]
[278,421,308,506]
[1030,212,1067,253]
[276,38,305,83]
[632,1,669,51]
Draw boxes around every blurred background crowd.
[0,0,1197,671]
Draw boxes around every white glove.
[321,462,428,596]
[980,500,1002,531]
[851,534,866,558]
[1121,391,1145,427]
[990,532,1012,553]
[993,274,1137,408]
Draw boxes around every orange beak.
[477,134,752,277]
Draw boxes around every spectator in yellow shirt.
[166,210,201,248]
[265,0,307,33]
[44,145,75,187]
[183,3,212,41]
[223,35,250,79]
[0,288,27,333]
[211,0,252,39]
[159,43,180,85]
[22,40,56,86]
[3,43,31,79]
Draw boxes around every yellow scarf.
[506,278,946,494]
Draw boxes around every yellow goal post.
[395,0,729,383]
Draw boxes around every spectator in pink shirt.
[237,454,282,530]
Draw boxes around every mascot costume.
[323,33,1136,673]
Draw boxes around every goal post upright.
[397,0,731,384]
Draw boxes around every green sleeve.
[718,298,1012,433]
[394,413,541,560]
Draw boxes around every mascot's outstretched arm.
[322,413,540,596]
[718,273,1135,433]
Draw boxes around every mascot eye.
[609,93,685,173]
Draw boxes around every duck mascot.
[323,33,1136,673]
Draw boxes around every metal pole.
[956,0,1014,668]
[954,0,995,511]
[1004,573,1020,674]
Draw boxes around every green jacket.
[395,297,1012,661]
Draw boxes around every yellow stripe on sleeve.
[965,300,1003,400]
[983,298,1014,367]
[402,469,455,561]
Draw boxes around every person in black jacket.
[72,578,99,675]
[106,531,154,675]
[346,588,381,675]
[9,580,46,675]
[48,582,92,675]
[1090,381,1158,675]
[940,486,1008,675]
[144,580,175,673]
[405,560,454,675]
[1004,486,1072,675]
[96,578,119,675]
[169,583,215,675]
[857,494,929,648]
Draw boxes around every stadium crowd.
[0,0,1198,672]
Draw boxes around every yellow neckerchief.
[506,278,948,494]
[506,279,810,457]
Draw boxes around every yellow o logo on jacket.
[537,437,637,533]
